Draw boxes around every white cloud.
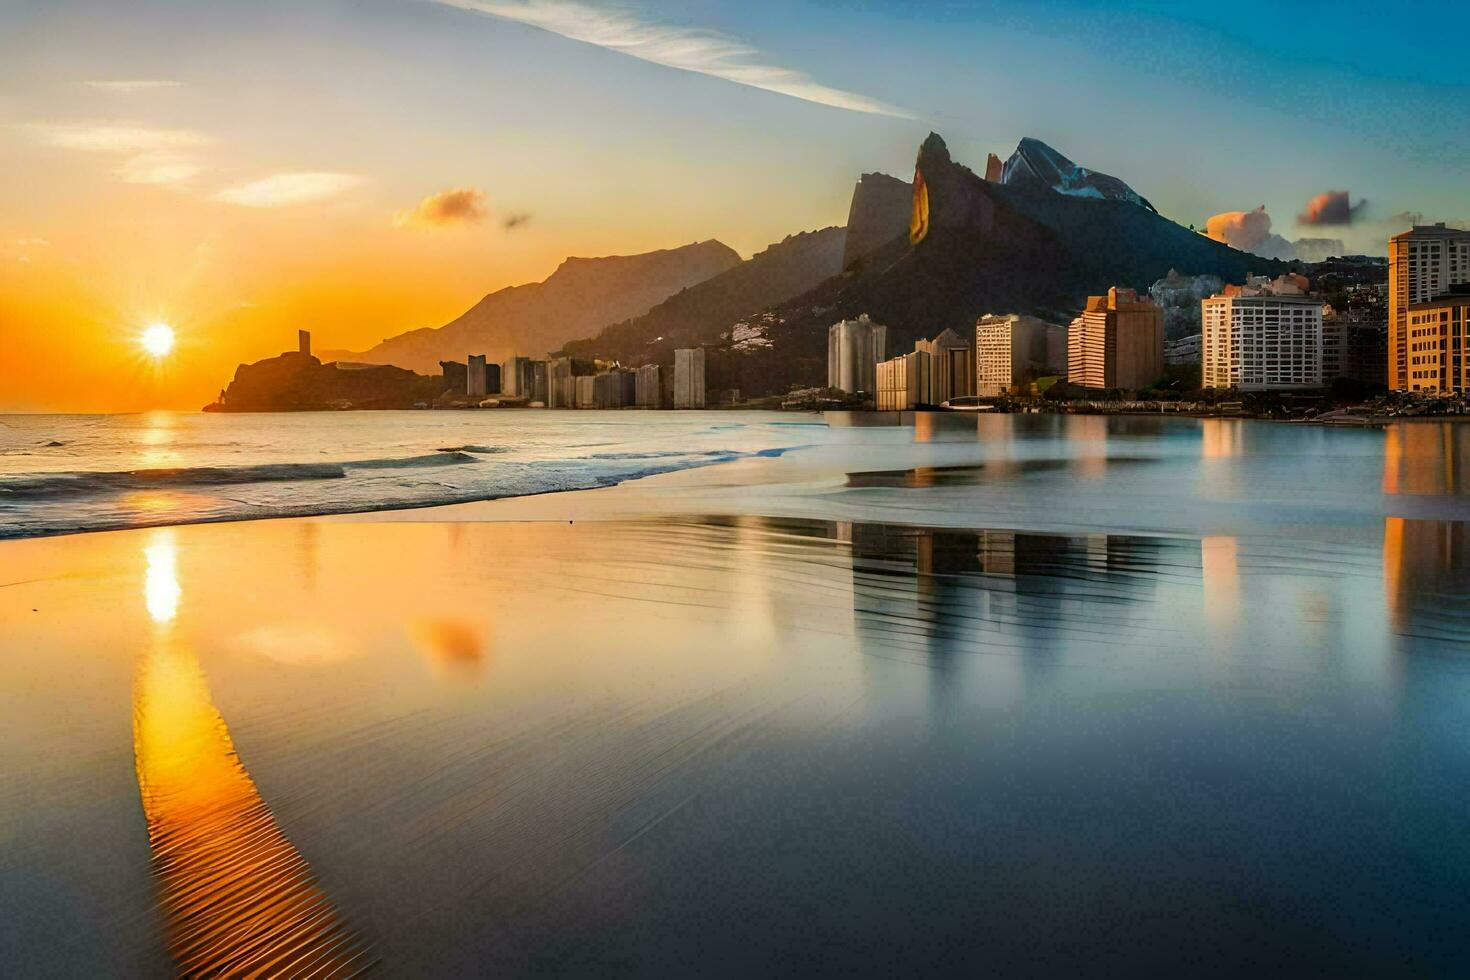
[84,79,185,92]
[433,0,909,118]
[113,152,203,185]
[215,172,370,207]
[38,122,210,153]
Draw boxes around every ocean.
[4,412,1470,975]
[0,410,812,538]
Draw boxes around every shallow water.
[0,411,807,538]
[2,415,1469,975]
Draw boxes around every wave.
[0,452,478,500]
[435,445,505,455]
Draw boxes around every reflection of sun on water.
[144,532,180,625]
[133,535,373,975]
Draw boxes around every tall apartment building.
[547,356,593,408]
[1404,287,1470,394]
[1201,282,1324,391]
[915,328,972,405]
[674,348,706,409]
[976,314,1066,395]
[467,354,488,399]
[1321,317,1387,386]
[500,356,536,399]
[1389,223,1470,390]
[876,350,933,411]
[827,315,888,395]
[1067,288,1164,390]
[635,364,661,408]
[298,330,311,357]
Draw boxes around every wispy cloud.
[84,79,185,93]
[34,121,209,187]
[432,0,909,118]
[38,122,209,153]
[216,172,370,207]
[394,186,489,227]
[113,152,204,185]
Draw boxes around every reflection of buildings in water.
[913,411,979,443]
[1200,536,1240,632]
[845,521,1183,670]
[1382,424,1468,496]
[1383,517,1470,643]
[1200,419,1242,459]
[133,536,373,976]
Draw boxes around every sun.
[140,323,175,358]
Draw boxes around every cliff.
[322,240,742,373]
[841,172,912,269]
[205,352,450,412]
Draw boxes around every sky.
[2,0,1467,411]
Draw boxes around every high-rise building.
[674,348,705,409]
[1404,287,1470,394]
[915,328,972,405]
[1067,288,1164,390]
[500,356,535,399]
[1389,224,1470,390]
[591,369,637,409]
[635,364,661,408]
[531,361,548,404]
[574,374,596,409]
[298,330,311,357]
[876,350,932,411]
[827,315,888,395]
[467,354,487,399]
[547,357,593,408]
[975,314,1066,395]
[1201,282,1324,391]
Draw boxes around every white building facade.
[1201,294,1324,391]
[827,315,888,395]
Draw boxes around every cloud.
[216,172,369,207]
[35,122,209,187]
[502,211,532,231]
[38,122,209,153]
[1206,205,1296,260]
[1297,190,1367,226]
[84,79,184,92]
[113,152,202,185]
[433,0,909,117]
[395,186,489,226]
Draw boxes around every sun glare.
[140,323,175,358]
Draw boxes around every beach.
[3,413,1470,975]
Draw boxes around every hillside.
[322,240,741,373]
[559,226,847,364]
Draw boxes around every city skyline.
[3,0,1469,411]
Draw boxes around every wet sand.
[4,418,1470,975]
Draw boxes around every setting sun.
[140,324,175,358]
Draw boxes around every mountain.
[841,172,912,269]
[321,240,741,373]
[559,226,847,364]
[705,132,1288,397]
[998,137,1156,213]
